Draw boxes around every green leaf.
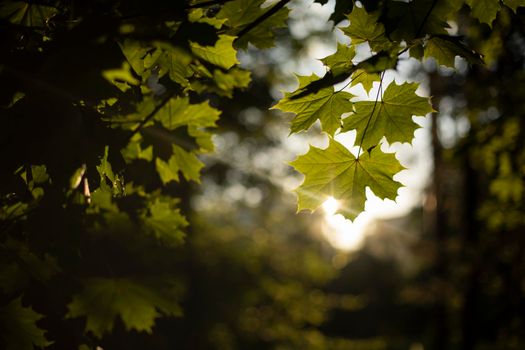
[190,35,239,69]
[212,68,251,98]
[343,82,434,149]
[0,1,57,27]
[351,69,380,93]
[119,40,149,76]
[189,8,227,29]
[67,278,182,338]
[342,6,392,51]
[424,36,484,68]
[217,0,289,49]
[155,145,204,184]
[272,75,354,136]
[0,239,60,293]
[0,297,52,350]
[142,199,188,246]
[155,157,180,184]
[466,0,501,26]
[121,135,153,163]
[290,140,404,220]
[172,145,204,183]
[156,97,220,130]
[321,44,356,76]
[504,0,525,12]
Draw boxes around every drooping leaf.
[424,36,484,68]
[342,6,392,51]
[0,297,52,350]
[343,82,434,149]
[67,278,182,338]
[290,140,404,220]
[272,75,353,136]
[190,35,239,69]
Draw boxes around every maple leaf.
[0,298,52,350]
[321,43,356,76]
[342,6,392,51]
[67,278,182,338]
[217,0,289,49]
[351,69,380,93]
[343,82,434,149]
[190,35,239,70]
[272,75,353,136]
[290,140,404,220]
[466,0,501,26]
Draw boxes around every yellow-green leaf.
[343,82,434,149]
[190,35,239,69]
[290,140,404,220]
[272,75,353,136]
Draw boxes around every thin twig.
[126,92,176,142]
[415,0,438,37]
[357,71,385,158]
[237,0,291,39]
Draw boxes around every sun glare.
[322,197,339,215]
[321,197,370,251]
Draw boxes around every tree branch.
[237,0,291,39]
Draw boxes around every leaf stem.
[357,71,385,158]
[126,92,176,143]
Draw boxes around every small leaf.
[321,44,356,76]
[342,6,392,51]
[351,69,380,93]
[171,145,204,183]
[142,199,188,246]
[290,140,404,220]
[272,75,353,136]
[190,35,239,69]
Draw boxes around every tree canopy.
[1,0,525,349]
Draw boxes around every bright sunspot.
[322,197,339,215]
[321,197,371,251]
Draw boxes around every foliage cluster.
[0,0,524,349]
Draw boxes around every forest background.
[1,0,525,349]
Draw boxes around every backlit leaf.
[190,35,239,69]
[290,140,404,220]
[342,6,392,51]
[343,82,434,149]
[272,75,353,136]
